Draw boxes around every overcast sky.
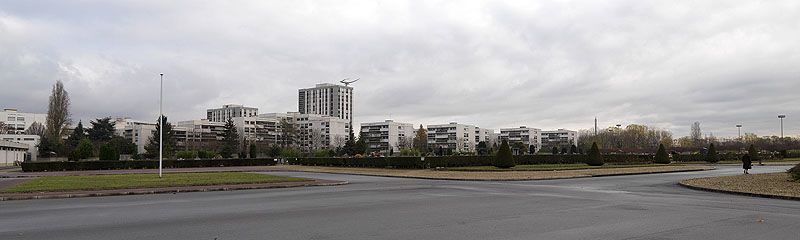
[1,0,798,138]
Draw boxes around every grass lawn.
[446,163,670,172]
[681,173,800,198]
[3,172,308,193]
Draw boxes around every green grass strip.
[3,172,307,193]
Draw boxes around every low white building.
[0,140,29,165]
[0,134,39,161]
[541,129,579,150]
[174,119,225,151]
[360,120,415,154]
[499,126,541,154]
[0,108,47,134]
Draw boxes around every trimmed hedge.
[288,154,654,169]
[21,158,278,172]
[672,152,783,162]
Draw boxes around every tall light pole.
[159,73,164,178]
[736,124,742,140]
[778,115,786,138]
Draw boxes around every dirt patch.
[282,165,712,181]
[680,173,800,200]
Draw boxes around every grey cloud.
[1,0,798,138]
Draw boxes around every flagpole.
[159,73,164,178]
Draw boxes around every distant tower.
[298,81,355,130]
[594,117,598,136]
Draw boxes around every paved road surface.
[1,166,798,239]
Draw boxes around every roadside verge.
[679,173,800,201]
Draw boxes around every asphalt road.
[1,166,798,240]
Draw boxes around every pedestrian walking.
[742,154,752,174]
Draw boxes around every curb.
[0,180,348,201]
[678,181,800,201]
[287,167,713,182]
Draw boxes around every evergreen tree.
[220,118,240,158]
[529,145,537,155]
[355,131,367,155]
[552,146,559,155]
[476,141,488,155]
[561,147,568,154]
[269,145,282,157]
[654,143,670,164]
[494,140,515,168]
[413,125,428,154]
[73,138,94,161]
[145,115,176,159]
[249,143,257,158]
[88,117,115,142]
[586,142,604,166]
[65,121,86,152]
[748,144,760,164]
[98,143,120,160]
[570,145,578,155]
[342,128,357,156]
[706,143,719,163]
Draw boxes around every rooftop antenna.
[340,78,360,86]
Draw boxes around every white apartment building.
[175,119,225,151]
[541,129,579,149]
[206,104,258,123]
[427,122,484,153]
[0,108,47,134]
[298,83,353,128]
[360,120,415,154]
[499,126,542,153]
[231,116,279,144]
[0,134,40,161]
[260,112,350,150]
[114,118,156,154]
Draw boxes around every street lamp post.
[159,73,164,178]
[778,115,786,138]
[736,124,742,140]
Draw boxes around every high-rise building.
[541,129,579,150]
[0,108,47,134]
[360,120,415,154]
[298,83,353,127]
[206,104,258,123]
[499,126,541,154]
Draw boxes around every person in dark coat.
[742,154,752,174]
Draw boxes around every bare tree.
[24,122,46,136]
[690,122,702,141]
[0,122,7,134]
[45,80,72,141]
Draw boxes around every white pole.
[159,73,164,178]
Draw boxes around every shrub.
[197,150,217,159]
[789,163,800,181]
[73,138,94,161]
[98,144,120,161]
[280,148,301,158]
[175,151,198,159]
[706,143,719,163]
[586,142,604,166]
[552,146,559,155]
[399,148,420,156]
[494,140,515,168]
[654,143,669,164]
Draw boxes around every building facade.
[113,118,156,154]
[426,122,484,153]
[206,104,258,123]
[0,134,40,161]
[499,126,541,154]
[541,129,579,150]
[174,119,225,151]
[360,120,415,154]
[260,112,350,151]
[0,108,47,134]
[0,140,29,166]
[298,83,353,127]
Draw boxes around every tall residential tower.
[298,83,353,129]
